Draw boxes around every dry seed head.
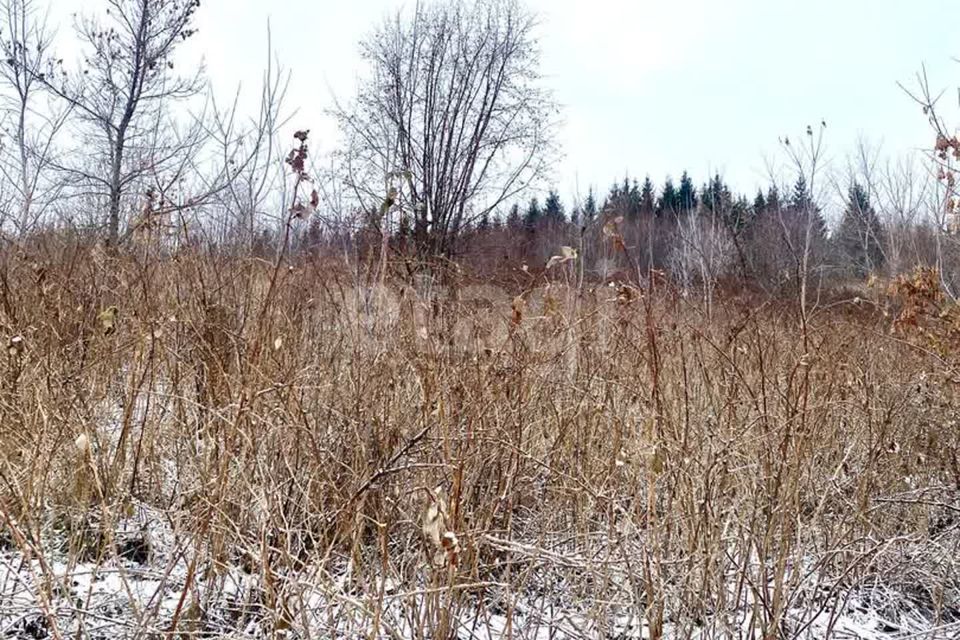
[602,216,624,238]
[98,306,119,336]
[421,485,447,549]
[422,485,460,568]
[441,531,460,567]
[7,335,23,356]
[75,433,90,456]
[546,246,578,270]
[511,295,525,325]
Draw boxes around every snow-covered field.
[2,263,959,640]
[1,503,957,639]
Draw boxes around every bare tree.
[40,0,203,244]
[333,0,557,259]
[831,138,888,278]
[0,0,69,233]
[878,153,933,274]
[671,209,734,313]
[207,31,294,249]
[898,64,960,297]
[768,124,830,314]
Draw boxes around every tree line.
[0,0,955,300]
[434,166,909,296]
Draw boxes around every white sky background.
[45,0,960,211]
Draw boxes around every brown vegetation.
[0,232,956,637]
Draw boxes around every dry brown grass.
[0,237,957,638]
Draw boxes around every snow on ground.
[0,504,957,639]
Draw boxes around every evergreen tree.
[640,176,656,216]
[678,170,698,213]
[625,179,642,220]
[619,177,631,213]
[837,181,884,276]
[791,176,812,211]
[524,197,542,230]
[765,185,781,212]
[752,189,767,215]
[702,173,732,214]
[658,177,678,216]
[477,210,491,232]
[789,176,827,240]
[604,177,641,219]
[583,187,598,223]
[543,189,565,224]
[604,181,622,212]
[506,203,522,229]
[727,195,752,234]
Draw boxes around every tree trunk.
[108,117,132,245]
[107,162,123,245]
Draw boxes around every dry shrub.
[0,236,957,638]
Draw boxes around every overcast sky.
[49,0,960,207]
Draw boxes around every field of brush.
[0,242,957,639]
